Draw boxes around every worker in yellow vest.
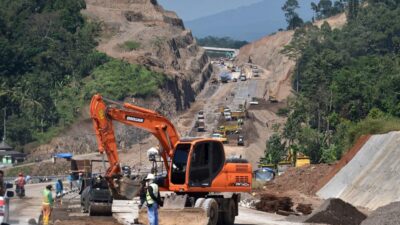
[42,185,54,225]
[145,173,162,225]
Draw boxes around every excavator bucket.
[138,208,207,225]
[111,176,142,200]
[119,177,142,199]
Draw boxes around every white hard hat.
[145,173,155,180]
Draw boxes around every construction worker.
[55,179,63,206]
[145,173,161,225]
[42,184,54,225]
[14,172,26,197]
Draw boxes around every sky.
[158,0,315,22]
[158,0,264,21]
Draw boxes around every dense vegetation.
[311,0,346,20]
[282,0,354,30]
[265,0,400,166]
[196,36,248,49]
[0,0,165,150]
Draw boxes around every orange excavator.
[90,94,252,225]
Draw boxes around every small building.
[0,141,26,164]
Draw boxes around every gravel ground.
[361,202,400,225]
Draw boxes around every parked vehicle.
[237,136,245,146]
[224,111,232,121]
[211,133,228,144]
[249,97,259,105]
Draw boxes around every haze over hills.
[160,0,314,41]
[157,0,263,21]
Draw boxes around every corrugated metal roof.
[0,150,25,156]
[0,141,12,150]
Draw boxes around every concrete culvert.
[361,202,400,225]
[304,198,366,225]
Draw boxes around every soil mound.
[255,193,293,213]
[361,202,400,225]
[304,198,366,225]
[265,164,333,196]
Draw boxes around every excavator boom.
[90,94,180,197]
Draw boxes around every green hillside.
[0,0,164,150]
[266,0,400,164]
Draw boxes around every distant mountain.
[185,0,313,41]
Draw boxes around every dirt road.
[236,207,303,225]
[9,182,50,224]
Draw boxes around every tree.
[282,0,304,30]
[311,0,346,19]
[347,0,360,21]
[265,134,286,167]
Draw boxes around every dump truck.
[231,111,245,120]
[90,95,252,225]
[218,124,239,134]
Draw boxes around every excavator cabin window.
[189,141,224,187]
[171,144,191,185]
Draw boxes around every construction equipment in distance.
[90,94,252,225]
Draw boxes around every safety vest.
[42,189,53,206]
[146,183,158,205]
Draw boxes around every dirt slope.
[236,13,347,102]
[83,0,212,95]
[28,0,213,161]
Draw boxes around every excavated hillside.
[236,13,347,102]
[28,0,212,160]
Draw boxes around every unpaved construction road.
[9,182,49,224]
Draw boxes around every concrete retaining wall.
[317,131,400,210]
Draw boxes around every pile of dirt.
[304,198,366,225]
[265,164,333,196]
[255,193,293,214]
[361,202,400,225]
[296,203,313,215]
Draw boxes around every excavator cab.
[170,140,225,190]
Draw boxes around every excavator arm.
[90,94,180,191]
